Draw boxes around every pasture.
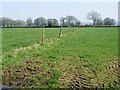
[2,27,119,88]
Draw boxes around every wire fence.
[2,27,76,52]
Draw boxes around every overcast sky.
[1,1,118,22]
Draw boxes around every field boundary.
[1,26,120,28]
[2,27,79,68]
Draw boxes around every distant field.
[2,27,119,88]
[2,28,69,53]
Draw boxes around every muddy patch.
[57,58,119,88]
[2,58,46,88]
[2,56,119,88]
[69,59,119,88]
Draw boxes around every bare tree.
[34,17,46,27]
[103,17,115,26]
[47,18,59,27]
[52,19,59,26]
[26,17,32,27]
[64,21,69,26]
[74,20,81,27]
[0,17,25,27]
[60,17,66,27]
[47,19,53,27]
[65,15,78,27]
[1,17,14,27]
[87,11,101,26]
[16,20,25,27]
[39,17,46,27]
[34,18,40,27]
[95,18,103,26]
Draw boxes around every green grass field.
[2,28,69,52]
[2,27,119,88]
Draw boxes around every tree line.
[0,11,116,28]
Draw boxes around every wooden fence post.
[41,29,45,44]
[68,24,70,33]
[59,27,62,38]
[72,26,74,32]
